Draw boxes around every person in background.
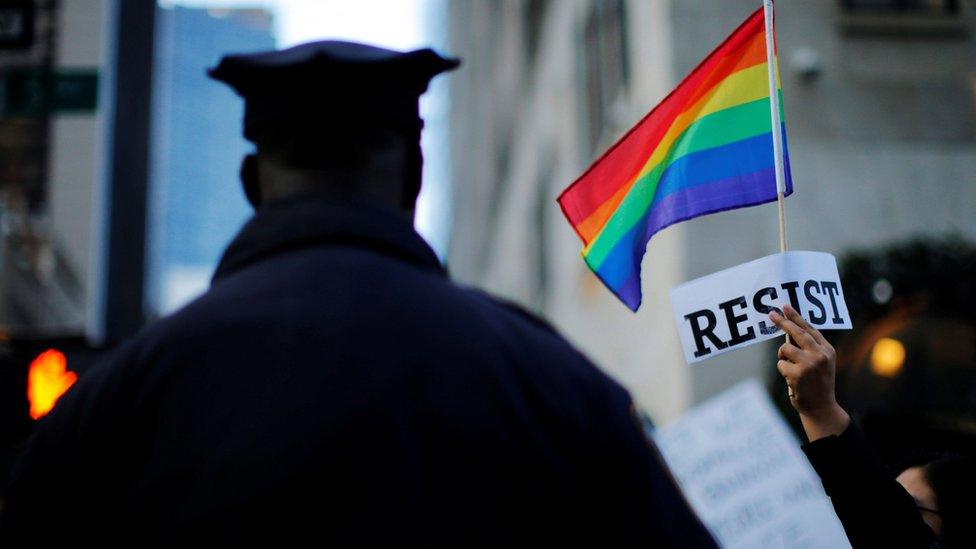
[0,41,717,546]
[771,305,976,548]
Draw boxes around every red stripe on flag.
[558,7,766,236]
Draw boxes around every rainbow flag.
[558,7,792,311]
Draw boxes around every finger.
[783,304,829,347]
[810,329,830,350]
[778,342,803,361]
[769,311,816,349]
[777,359,800,380]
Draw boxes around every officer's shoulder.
[461,287,560,335]
[458,288,636,402]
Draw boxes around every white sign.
[670,251,852,364]
[655,380,851,549]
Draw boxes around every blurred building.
[149,6,274,314]
[447,0,976,422]
[0,0,108,334]
[0,1,276,330]
[0,0,111,495]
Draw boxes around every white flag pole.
[763,0,795,399]
[763,0,787,255]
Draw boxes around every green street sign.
[2,69,99,116]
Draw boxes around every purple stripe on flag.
[641,166,779,243]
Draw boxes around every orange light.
[27,349,78,420]
[870,337,906,378]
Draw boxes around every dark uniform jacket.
[2,196,717,547]
[802,422,938,548]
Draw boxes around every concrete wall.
[448,0,693,423]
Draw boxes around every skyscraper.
[149,6,275,314]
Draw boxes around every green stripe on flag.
[584,94,784,267]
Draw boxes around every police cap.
[208,40,460,146]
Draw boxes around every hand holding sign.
[770,305,851,442]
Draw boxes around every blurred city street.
[0,0,974,545]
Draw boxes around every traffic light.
[0,333,108,494]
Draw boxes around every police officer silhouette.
[2,41,716,546]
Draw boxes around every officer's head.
[208,40,459,218]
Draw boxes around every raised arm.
[769,304,849,442]
[770,305,937,548]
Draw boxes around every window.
[839,0,968,37]
[148,6,274,314]
[581,0,629,155]
[840,0,960,14]
[523,0,548,64]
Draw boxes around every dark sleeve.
[801,421,937,548]
[0,343,138,542]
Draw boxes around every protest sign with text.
[655,380,851,548]
[670,251,852,364]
